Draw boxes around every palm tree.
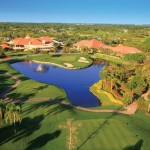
[60,118,81,150]
[5,102,22,133]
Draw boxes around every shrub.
[123,93,133,105]
[137,97,149,110]
[0,50,6,58]
[123,53,145,63]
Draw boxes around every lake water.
[11,61,106,107]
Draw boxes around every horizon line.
[0,21,150,26]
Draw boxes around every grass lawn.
[4,51,33,58]
[31,54,93,68]
[0,101,150,150]
[90,85,125,111]
[0,74,16,93]
[91,53,125,64]
[0,60,23,94]
[0,59,25,78]
[0,56,150,150]
[7,79,67,102]
[0,60,68,102]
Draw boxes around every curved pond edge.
[32,60,93,70]
[1,72,137,115]
[90,80,124,106]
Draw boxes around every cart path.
[0,72,137,114]
[0,73,21,99]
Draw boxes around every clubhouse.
[12,34,53,50]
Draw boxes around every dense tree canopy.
[0,23,150,50]
[100,63,149,105]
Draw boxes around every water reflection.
[29,61,49,73]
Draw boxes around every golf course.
[0,53,150,150]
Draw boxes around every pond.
[11,61,106,107]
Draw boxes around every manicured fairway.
[0,102,150,150]
[0,74,16,93]
[31,54,93,68]
[0,57,150,150]
[0,60,68,102]
[7,79,67,101]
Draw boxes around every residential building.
[12,34,53,50]
[73,39,142,54]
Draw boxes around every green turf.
[4,51,33,58]
[0,102,150,150]
[90,84,125,110]
[0,74,16,93]
[0,60,68,102]
[7,79,67,101]
[0,58,150,150]
[31,54,93,68]
[91,53,125,64]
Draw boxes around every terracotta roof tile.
[73,39,104,48]
[13,36,52,46]
[74,39,142,54]
[0,43,11,49]
[102,45,142,54]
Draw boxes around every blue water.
[11,61,106,107]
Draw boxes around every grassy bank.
[90,84,125,110]
[7,79,67,102]
[30,54,93,68]
[90,80,124,106]
[0,55,150,150]
[0,74,16,93]
[0,60,68,102]
[91,53,125,64]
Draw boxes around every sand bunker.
[77,57,89,63]
[64,63,73,68]
[79,57,86,60]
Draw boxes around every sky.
[0,0,150,24]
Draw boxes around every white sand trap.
[64,63,73,68]
[78,60,89,63]
[79,57,86,60]
[77,57,89,63]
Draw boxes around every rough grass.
[0,102,150,150]
[90,84,125,111]
[91,81,124,106]
[91,53,125,64]
[31,54,93,68]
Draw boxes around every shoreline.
[31,60,93,70]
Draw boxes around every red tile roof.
[13,36,52,46]
[73,39,104,48]
[30,39,43,45]
[74,39,142,54]
[0,43,11,49]
[39,36,52,43]
[102,45,142,54]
